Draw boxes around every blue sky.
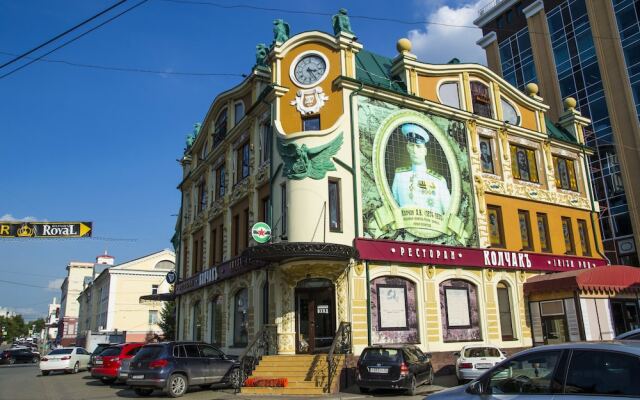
[0,0,484,320]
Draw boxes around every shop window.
[215,165,225,200]
[440,279,482,342]
[577,219,591,256]
[370,276,419,344]
[213,108,228,145]
[497,282,515,340]
[565,350,640,396]
[470,81,492,118]
[479,137,495,174]
[553,156,578,191]
[209,296,222,346]
[328,178,342,232]
[487,205,506,248]
[518,210,533,250]
[234,101,244,125]
[192,301,202,341]
[233,288,248,346]
[562,217,576,255]
[303,115,320,131]
[510,144,539,183]
[537,213,552,252]
[438,82,461,108]
[500,97,520,125]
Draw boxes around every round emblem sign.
[166,270,177,284]
[251,222,272,244]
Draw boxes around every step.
[251,370,325,378]
[240,386,325,395]
[253,366,328,373]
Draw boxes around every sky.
[0,0,485,321]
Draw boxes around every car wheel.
[8,358,15,365]
[134,388,154,397]
[359,386,370,393]
[41,371,49,376]
[407,376,418,396]
[72,362,79,374]
[32,356,39,364]
[166,374,187,398]
[101,377,116,385]
[225,368,241,389]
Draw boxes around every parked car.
[128,342,241,398]
[39,347,91,375]
[0,348,40,365]
[427,341,640,399]
[616,328,640,340]
[91,343,144,384]
[88,343,112,371]
[356,345,434,395]
[454,344,506,384]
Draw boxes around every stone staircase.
[240,354,346,395]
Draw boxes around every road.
[0,363,454,399]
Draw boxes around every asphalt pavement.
[0,363,455,399]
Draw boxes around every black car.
[0,348,40,365]
[128,342,240,398]
[356,345,434,395]
[88,343,112,371]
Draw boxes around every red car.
[91,343,143,384]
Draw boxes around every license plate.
[368,367,389,374]
[131,375,144,380]
[95,360,103,365]
[120,373,128,377]
[475,363,492,369]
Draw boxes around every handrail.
[237,324,278,392]
[326,321,352,393]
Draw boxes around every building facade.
[174,13,608,387]
[475,0,640,266]
[58,261,94,346]
[76,250,175,343]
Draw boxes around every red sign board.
[355,238,607,272]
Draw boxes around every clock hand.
[307,67,317,80]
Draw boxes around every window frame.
[302,115,320,131]
[553,155,579,192]
[487,205,506,248]
[562,217,576,255]
[328,178,342,232]
[213,108,228,145]
[233,101,245,125]
[537,213,552,253]
[479,136,496,174]
[577,219,591,256]
[510,144,539,183]
[518,209,534,251]
[497,282,516,341]
[470,80,493,118]
[215,165,226,200]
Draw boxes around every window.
[260,196,271,226]
[564,350,640,396]
[192,301,202,341]
[479,137,495,174]
[470,81,492,118]
[281,183,287,237]
[537,213,552,252]
[200,140,208,161]
[184,344,200,358]
[148,310,158,325]
[487,205,505,248]
[500,97,520,125]
[213,108,227,145]
[151,285,158,295]
[233,288,249,346]
[197,179,207,213]
[192,229,204,274]
[232,214,240,256]
[262,282,269,325]
[486,351,562,394]
[243,208,249,250]
[302,116,320,131]
[440,279,482,342]
[438,82,460,108]
[199,344,223,358]
[510,144,539,183]
[577,219,591,256]
[216,165,225,199]
[234,101,244,125]
[236,141,250,182]
[260,121,272,164]
[562,217,575,255]
[370,276,419,344]
[553,156,578,191]
[328,178,341,232]
[209,296,222,346]
[518,210,533,250]
[497,282,515,340]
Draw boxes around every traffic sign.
[0,222,92,238]
[251,222,271,244]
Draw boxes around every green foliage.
[158,301,176,340]
[0,314,30,343]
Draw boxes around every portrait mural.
[479,137,494,174]
[359,96,477,246]
[370,276,419,344]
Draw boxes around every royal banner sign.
[355,238,608,272]
[0,222,92,238]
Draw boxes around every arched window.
[438,82,461,108]
[209,296,222,346]
[213,108,228,145]
[440,279,481,342]
[233,288,248,346]
[192,301,202,341]
[470,81,492,118]
[497,282,515,340]
[370,276,419,344]
[500,97,520,125]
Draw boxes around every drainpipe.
[581,145,609,264]
[365,261,371,346]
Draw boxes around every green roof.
[355,50,406,93]
[545,117,577,144]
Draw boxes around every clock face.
[293,55,327,86]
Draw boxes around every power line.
[0,0,150,81]
[0,0,128,71]
[0,279,49,290]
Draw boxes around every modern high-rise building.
[475,0,640,266]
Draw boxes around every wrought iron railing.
[237,324,278,391]
[326,321,352,393]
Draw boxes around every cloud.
[408,1,486,65]
[0,214,39,222]
[47,278,65,291]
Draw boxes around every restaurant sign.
[355,238,607,272]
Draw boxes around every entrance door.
[542,316,568,344]
[295,278,335,354]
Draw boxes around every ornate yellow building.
[174,12,608,394]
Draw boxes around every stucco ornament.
[277,133,343,180]
[255,43,268,67]
[290,87,329,115]
[332,9,353,35]
[185,122,201,150]
[273,19,290,44]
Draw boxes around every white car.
[454,344,506,384]
[40,347,91,375]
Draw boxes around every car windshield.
[464,347,501,358]
[134,346,164,361]
[361,348,402,363]
[48,349,73,355]
[99,347,121,357]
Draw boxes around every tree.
[0,314,29,342]
[158,301,175,340]
[29,318,46,335]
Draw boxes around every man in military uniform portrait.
[391,123,452,214]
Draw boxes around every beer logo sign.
[251,222,272,244]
